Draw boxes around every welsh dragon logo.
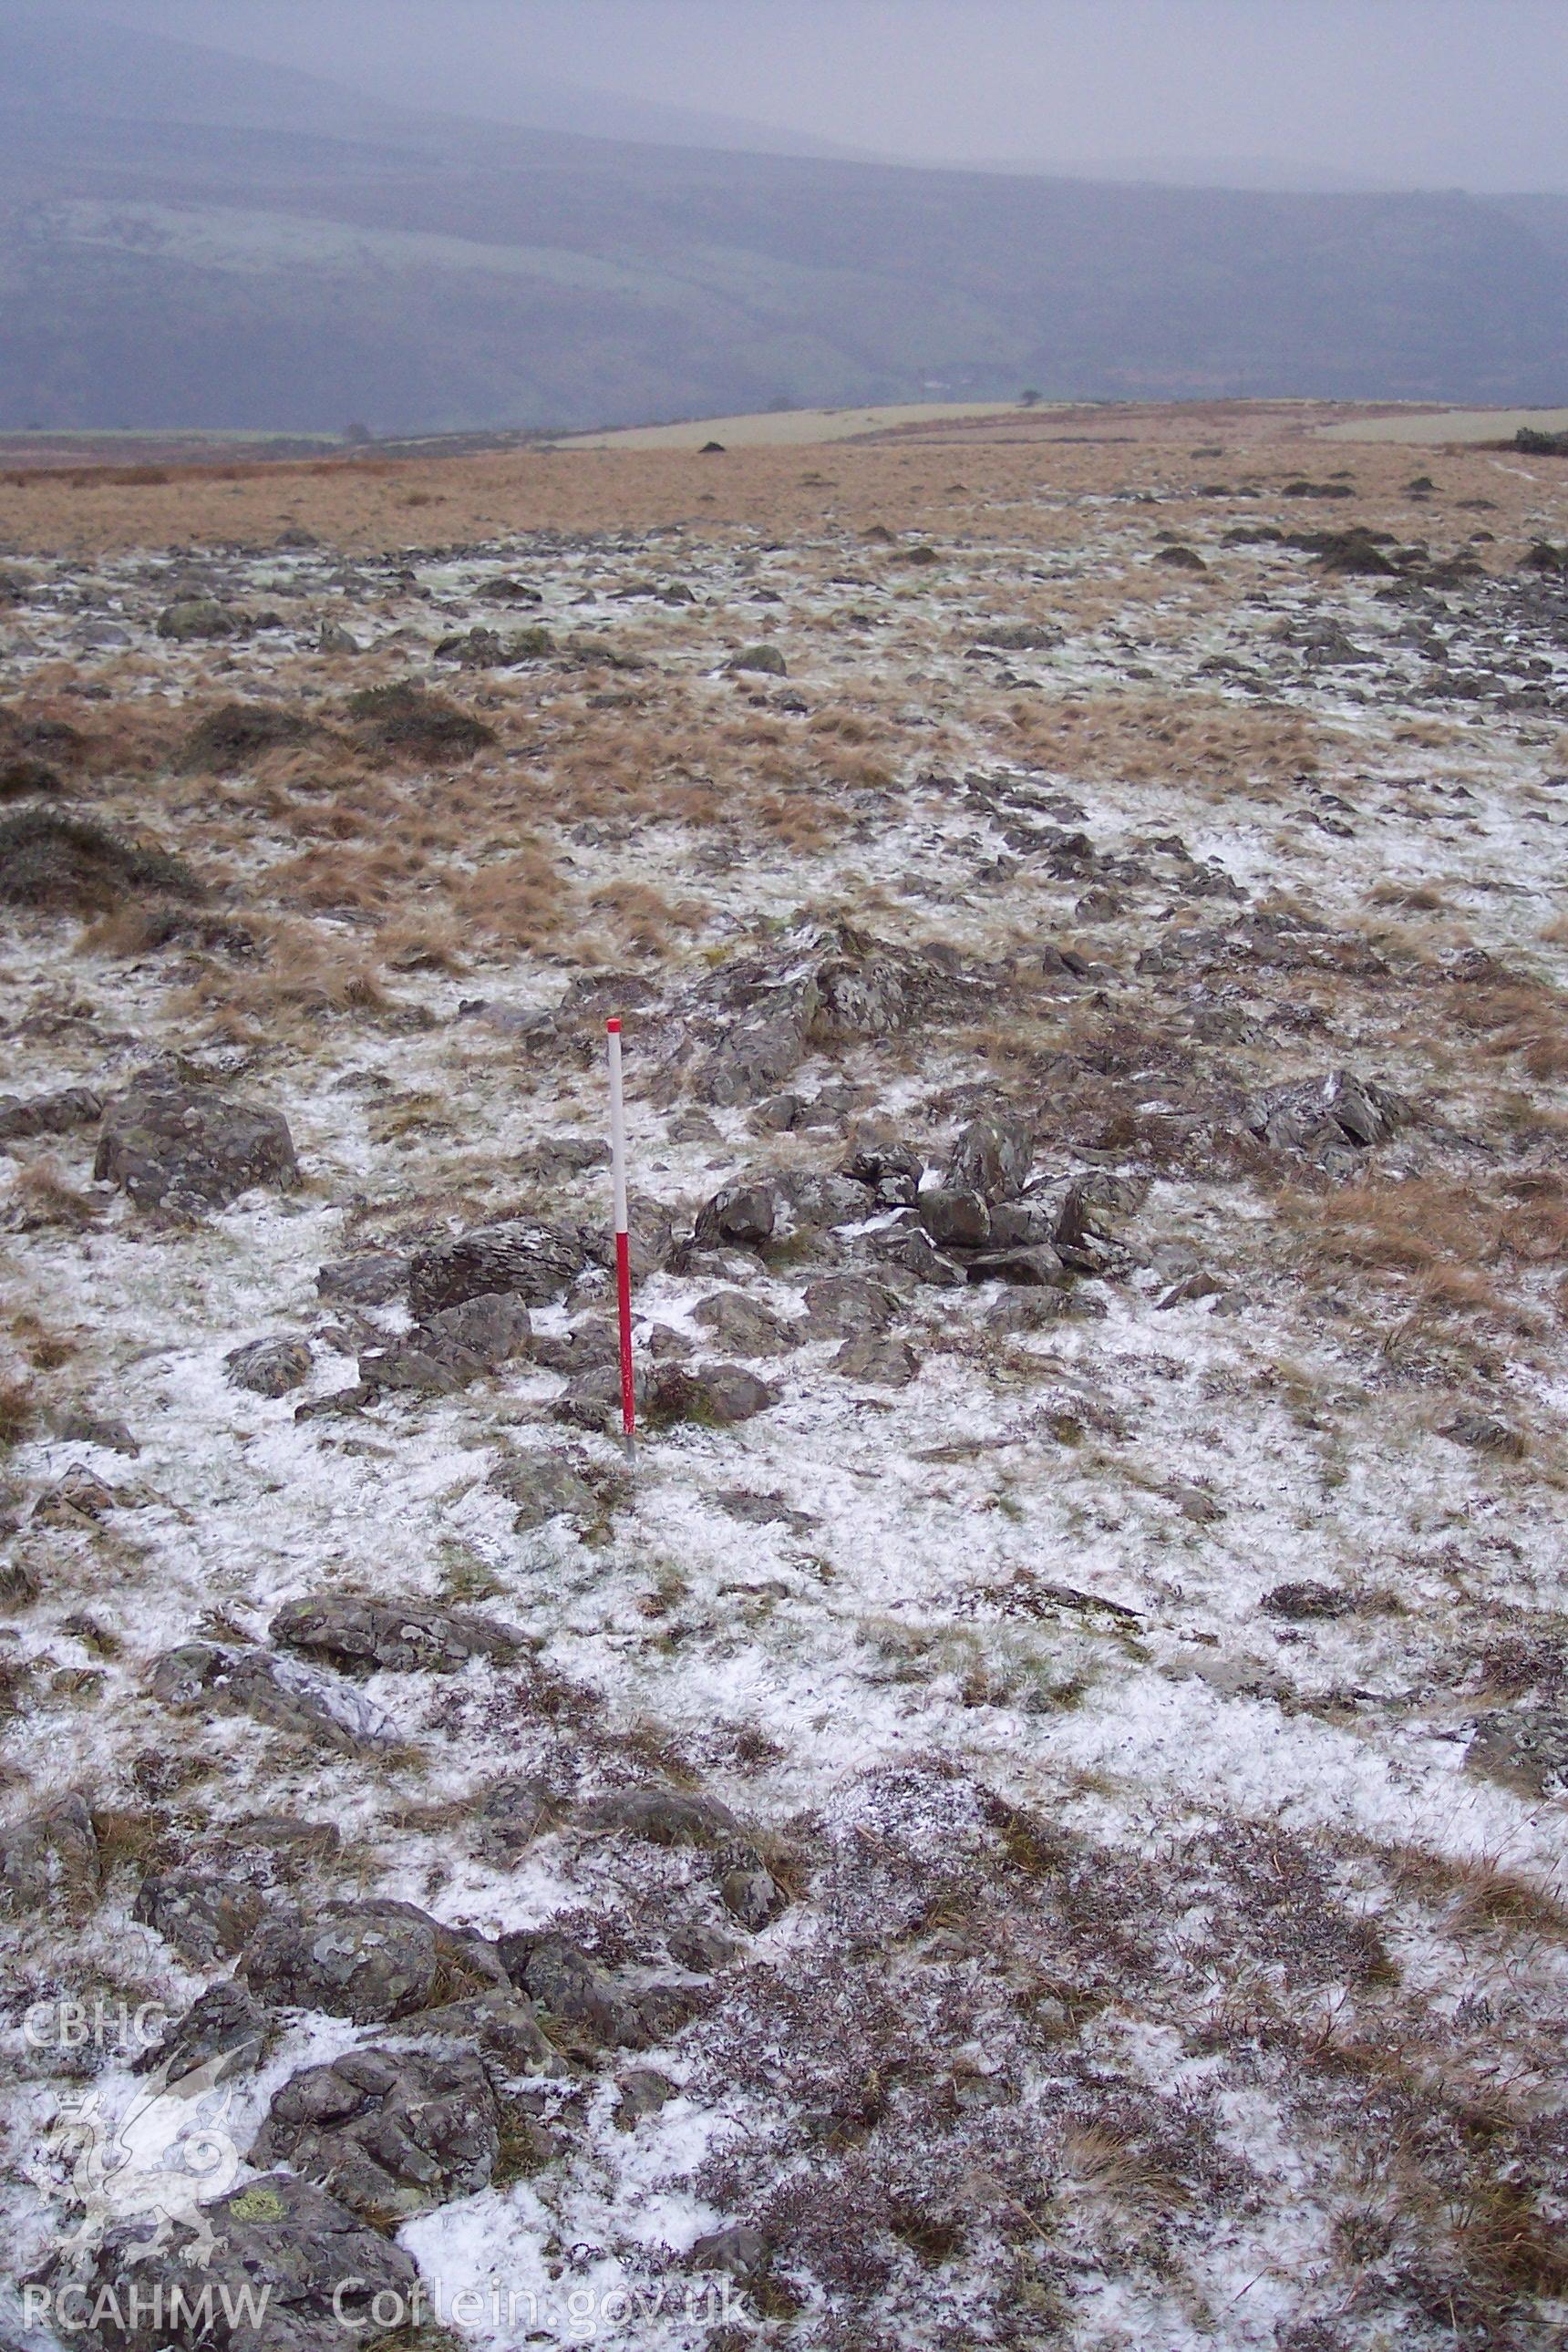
[32,2054,243,2270]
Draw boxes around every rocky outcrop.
[95,1074,298,1213]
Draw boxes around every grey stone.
[95,1075,298,1214]
[133,1871,267,1965]
[0,1084,102,1145]
[270,1594,524,1674]
[0,1791,99,1916]
[832,1335,920,1387]
[947,1111,1033,1201]
[726,643,788,676]
[918,1185,991,1250]
[872,1216,966,1286]
[1441,1410,1526,1458]
[253,2046,501,2220]
[1263,1582,1354,1621]
[498,1929,644,2049]
[1249,1068,1405,1160]
[424,1292,533,1363]
[695,1181,777,1248]
[315,1253,409,1305]
[773,1169,869,1229]
[1467,1708,1568,1798]
[648,1362,778,1426]
[693,1290,795,1357]
[668,1920,743,1973]
[580,1786,741,1848]
[801,1273,897,1338]
[55,1412,140,1454]
[225,1336,313,1398]
[150,1641,391,1754]
[408,1219,584,1316]
[240,1898,446,2023]
[76,2171,420,2352]
[133,1982,266,2082]
[390,1986,569,2079]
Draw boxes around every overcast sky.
[67,0,1568,191]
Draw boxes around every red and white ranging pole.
[606,1018,636,1463]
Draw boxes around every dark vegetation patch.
[0,809,202,914]
[346,682,495,762]
[178,701,318,773]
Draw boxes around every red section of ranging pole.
[606,1020,635,1458]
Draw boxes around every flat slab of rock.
[150,1641,392,1754]
[315,1252,409,1305]
[253,2045,501,2220]
[694,1289,796,1356]
[270,1594,524,1674]
[76,2171,420,2352]
[408,1219,583,1316]
[95,1073,298,1213]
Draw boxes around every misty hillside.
[1,14,1565,433]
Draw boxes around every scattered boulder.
[241,1898,454,2023]
[408,1220,583,1316]
[726,644,788,676]
[1154,544,1207,571]
[616,2068,676,2128]
[133,1871,267,1965]
[0,810,201,917]
[694,1290,795,1356]
[133,1982,267,2083]
[0,1791,99,1916]
[0,1085,102,1145]
[225,1336,313,1399]
[498,1928,645,2049]
[315,1253,409,1305]
[75,2171,421,2352]
[270,1593,524,1674]
[688,2222,773,2284]
[647,1362,778,1428]
[253,2046,501,2220]
[947,1112,1034,1201]
[695,1181,777,1249]
[150,1641,391,1754]
[96,1073,298,1213]
[157,597,245,642]
[801,1273,897,1338]
[391,1986,569,2078]
[473,1776,560,1865]
[832,1335,920,1387]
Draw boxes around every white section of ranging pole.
[606,1019,635,1463]
[607,1020,629,1233]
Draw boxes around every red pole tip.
[606,1017,622,1034]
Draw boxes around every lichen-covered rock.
[133,1871,267,1965]
[240,1899,444,2023]
[1249,1068,1405,1163]
[801,1273,898,1337]
[95,1074,298,1213]
[496,1928,651,2049]
[133,1982,267,2082]
[946,1112,1034,1201]
[918,1185,992,1250]
[252,2046,501,2219]
[225,1336,313,1398]
[157,597,245,642]
[76,2171,420,2352]
[269,1594,524,1674]
[489,1449,601,1528]
[149,1641,391,1754]
[315,1253,409,1305]
[407,1219,583,1316]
